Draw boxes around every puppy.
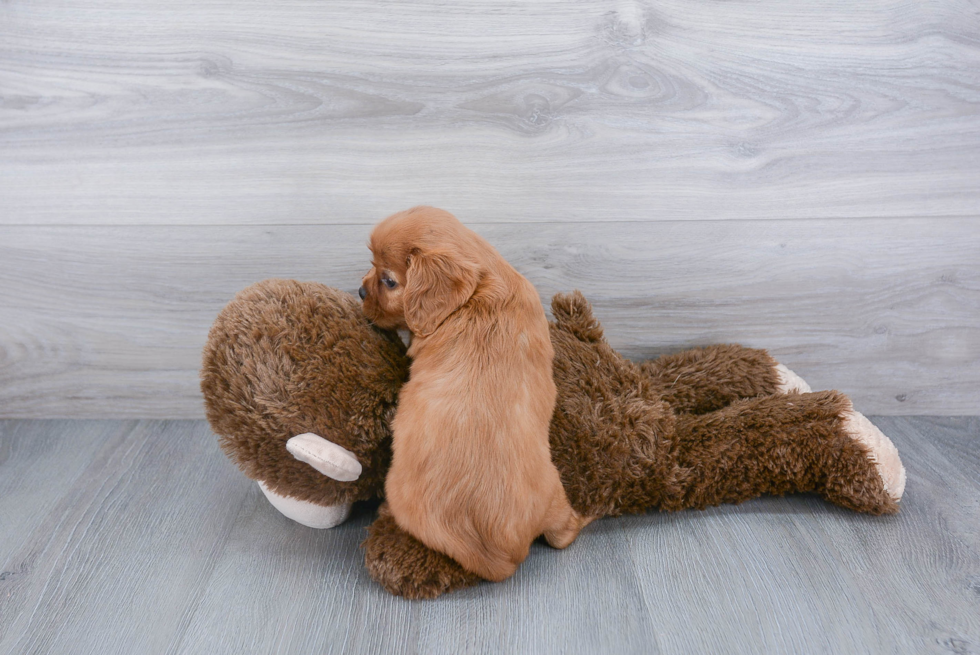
[360,206,588,581]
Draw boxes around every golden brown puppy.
[360,206,588,582]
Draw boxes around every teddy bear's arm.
[638,345,809,415]
[662,390,905,515]
[362,503,482,599]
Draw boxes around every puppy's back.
[385,229,578,582]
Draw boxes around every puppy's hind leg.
[541,491,592,550]
[452,543,523,583]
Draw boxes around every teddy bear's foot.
[774,363,812,394]
[257,481,352,529]
[841,410,906,503]
[363,503,481,599]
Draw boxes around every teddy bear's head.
[201,279,409,508]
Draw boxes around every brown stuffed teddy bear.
[201,278,906,599]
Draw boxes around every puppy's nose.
[358,286,367,300]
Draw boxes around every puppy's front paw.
[841,410,906,502]
[774,363,812,394]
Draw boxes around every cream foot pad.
[843,410,907,502]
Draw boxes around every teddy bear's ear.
[551,290,605,343]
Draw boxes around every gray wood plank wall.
[1,0,978,417]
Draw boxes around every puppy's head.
[361,207,480,337]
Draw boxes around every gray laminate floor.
[1,418,978,654]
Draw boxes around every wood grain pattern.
[0,421,248,655]
[624,420,980,654]
[0,421,118,577]
[1,1,978,417]
[1,218,977,417]
[0,417,977,654]
[2,0,979,225]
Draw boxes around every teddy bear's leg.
[639,344,810,414]
[663,390,905,515]
[362,503,482,599]
[773,363,812,394]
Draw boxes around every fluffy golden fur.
[360,207,586,581]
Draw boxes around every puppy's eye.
[382,276,397,289]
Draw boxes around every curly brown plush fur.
[668,390,896,513]
[364,503,482,599]
[546,293,896,516]
[546,291,684,517]
[201,279,408,506]
[201,282,900,600]
[360,291,899,598]
[642,344,782,415]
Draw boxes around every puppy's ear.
[404,249,479,337]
